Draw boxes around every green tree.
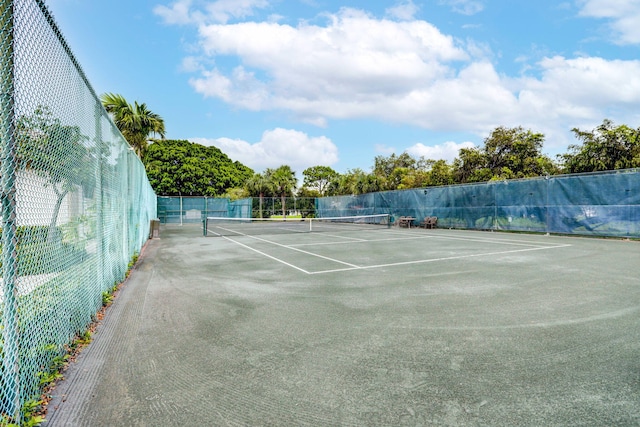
[325,172,349,196]
[302,165,338,195]
[325,168,382,195]
[386,167,411,190]
[373,152,417,190]
[353,171,382,194]
[560,119,640,173]
[400,159,453,188]
[244,172,273,218]
[101,93,165,158]
[483,126,552,179]
[143,139,253,196]
[15,106,92,234]
[373,152,416,177]
[452,147,489,183]
[295,187,320,217]
[296,186,321,198]
[453,126,557,183]
[222,187,250,201]
[398,169,429,189]
[428,159,454,186]
[267,165,298,218]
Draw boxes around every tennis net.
[204,214,390,237]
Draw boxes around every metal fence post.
[0,0,20,419]
[95,101,104,293]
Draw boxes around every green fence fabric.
[157,196,252,223]
[249,196,316,218]
[317,169,640,238]
[157,196,317,223]
[0,0,156,421]
[158,196,230,224]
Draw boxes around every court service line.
[428,232,570,247]
[291,233,567,249]
[358,228,570,248]
[291,234,434,247]
[221,236,312,274]
[307,244,573,275]
[227,234,361,270]
[317,233,368,242]
[211,225,361,270]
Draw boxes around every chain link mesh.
[1,0,156,421]
[157,196,318,223]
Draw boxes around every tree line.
[97,93,640,199]
[293,120,640,198]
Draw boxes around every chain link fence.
[157,196,252,224]
[251,196,316,218]
[0,0,156,422]
[157,196,318,224]
[317,169,640,238]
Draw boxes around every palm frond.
[100,93,166,157]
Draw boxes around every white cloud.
[407,141,476,162]
[374,144,397,155]
[190,128,339,172]
[511,55,640,149]
[167,4,640,153]
[525,56,640,105]
[438,0,485,16]
[154,0,197,25]
[578,0,638,19]
[385,0,420,21]
[205,0,269,24]
[515,56,640,125]
[189,8,469,122]
[578,0,640,44]
[154,0,269,25]
[189,67,269,110]
[180,56,203,72]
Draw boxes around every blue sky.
[46,0,640,175]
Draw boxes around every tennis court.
[46,224,640,426]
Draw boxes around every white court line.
[210,224,309,236]
[371,227,568,247]
[216,228,571,275]
[428,231,568,247]
[291,234,433,247]
[307,244,573,275]
[292,232,568,249]
[316,233,368,242]
[421,234,568,249]
[225,233,361,270]
[221,236,312,274]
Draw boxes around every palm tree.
[268,165,298,218]
[244,172,273,218]
[100,93,165,157]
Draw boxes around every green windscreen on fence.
[156,196,317,223]
[157,196,253,223]
[316,169,640,238]
[0,0,157,421]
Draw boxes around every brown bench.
[397,216,415,228]
[419,216,438,229]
